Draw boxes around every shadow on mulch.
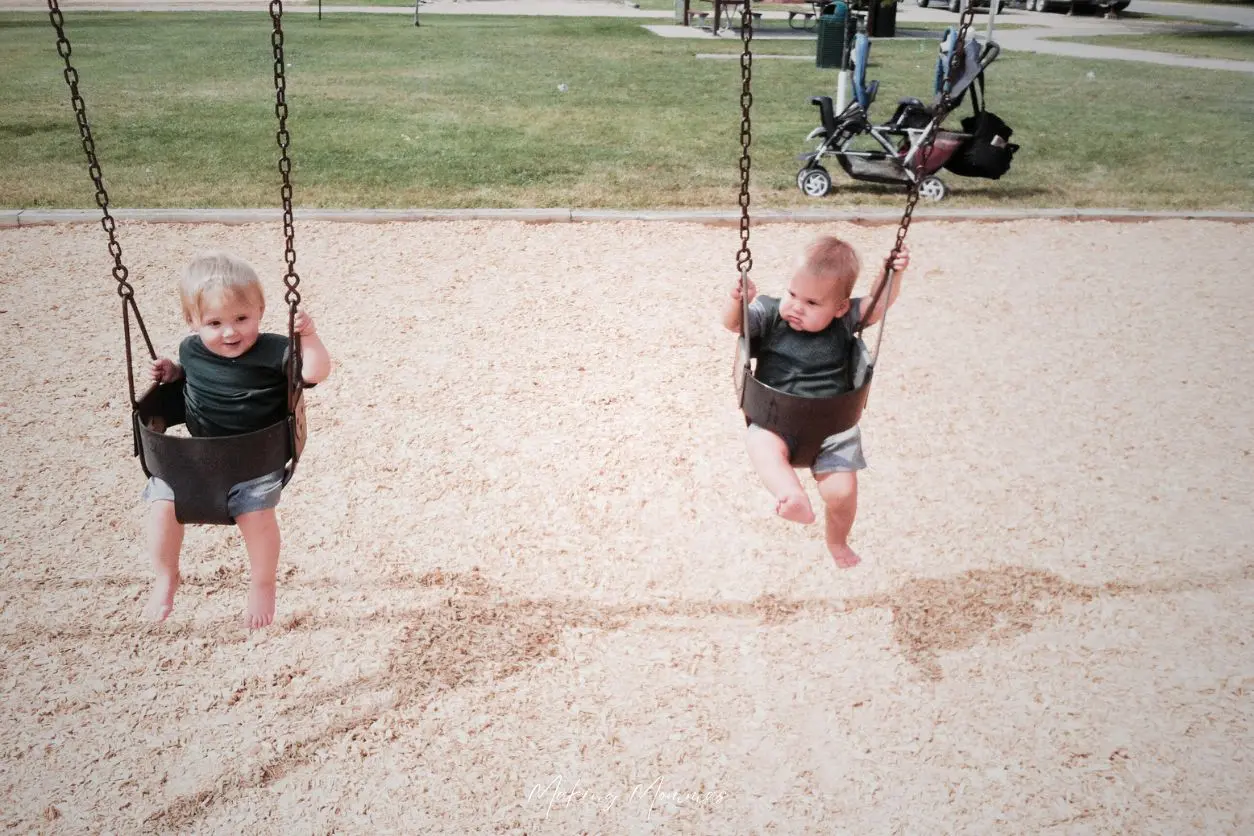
[33,561,1244,829]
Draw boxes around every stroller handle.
[979,41,1001,70]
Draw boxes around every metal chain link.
[888,2,977,263]
[47,0,156,406]
[269,0,304,404]
[735,0,754,278]
[735,0,974,302]
[270,0,301,312]
[863,1,977,339]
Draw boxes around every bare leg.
[236,509,281,629]
[143,500,183,621]
[816,470,860,568]
[746,426,815,524]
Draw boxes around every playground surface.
[1,216,1250,832]
[2,0,1252,831]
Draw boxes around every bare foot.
[776,493,816,524]
[246,582,276,630]
[143,572,180,621]
[827,542,861,569]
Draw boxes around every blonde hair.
[179,251,265,324]
[799,235,861,301]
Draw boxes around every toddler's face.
[779,268,851,332]
[190,291,263,358]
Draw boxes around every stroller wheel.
[797,166,832,198]
[918,176,947,202]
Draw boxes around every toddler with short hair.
[722,235,909,568]
[143,251,332,627]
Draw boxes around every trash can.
[815,2,851,69]
[866,0,897,37]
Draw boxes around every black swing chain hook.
[269,0,305,398]
[47,0,157,408]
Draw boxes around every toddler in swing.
[142,252,332,628]
[722,235,909,568]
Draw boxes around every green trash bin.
[815,2,851,69]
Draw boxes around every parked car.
[917,0,1128,11]
[916,0,1007,12]
[1021,0,1130,14]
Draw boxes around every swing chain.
[47,0,135,303]
[859,2,975,359]
[48,0,157,407]
[889,2,977,258]
[269,0,301,313]
[735,0,754,276]
[269,0,305,407]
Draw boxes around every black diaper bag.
[944,110,1019,180]
[942,73,1020,180]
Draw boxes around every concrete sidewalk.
[1134,0,1254,27]
[647,3,1254,74]
[990,18,1254,73]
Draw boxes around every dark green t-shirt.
[748,295,862,398]
[179,333,289,437]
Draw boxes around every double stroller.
[797,29,1019,201]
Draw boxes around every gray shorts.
[751,423,867,475]
[141,469,285,517]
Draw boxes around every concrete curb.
[4,207,1253,228]
[286,208,576,223]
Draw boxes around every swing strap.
[968,53,987,119]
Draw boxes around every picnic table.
[681,0,828,35]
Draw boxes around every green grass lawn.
[1057,28,1254,61]
[3,11,1252,210]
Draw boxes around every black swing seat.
[134,380,307,525]
[736,335,874,468]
